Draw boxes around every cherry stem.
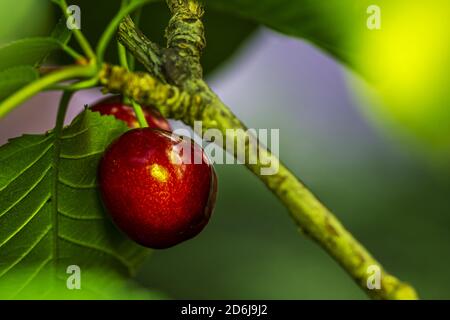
[61,43,84,61]
[131,100,149,128]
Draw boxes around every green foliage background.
[0,0,449,299]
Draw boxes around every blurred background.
[1,1,450,299]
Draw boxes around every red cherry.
[99,128,217,249]
[90,95,171,131]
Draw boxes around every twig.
[118,16,166,83]
[99,63,418,300]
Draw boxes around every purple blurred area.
[0,88,101,144]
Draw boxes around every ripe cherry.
[99,128,217,249]
[90,95,171,130]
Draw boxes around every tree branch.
[105,0,419,300]
[117,16,166,83]
[99,63,417,300]
[163,0,205,86]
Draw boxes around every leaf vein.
[0,135,52,162]
[58,177,97,189]
[58,234,131,273]
[0,225,51,279]
[11,256,52,298]
[59,150,104,159]
[0,143,53,192]
[0,193,51,248]
[58,209,104,221]
[60,127,89,140]
[0,165,51,218]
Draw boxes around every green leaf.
[0,0,53,44]
[0,66,38,101]
[51,16,73,45]
[207,0,367,68]
[0,37,62,71]
[202,9,255,74]
[0,110,150,299]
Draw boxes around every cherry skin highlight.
[99,128,217,249]
[90,95,171,130]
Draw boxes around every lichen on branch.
[99,64,203,123]
[118,16,165,83]
[164,0,205,84]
